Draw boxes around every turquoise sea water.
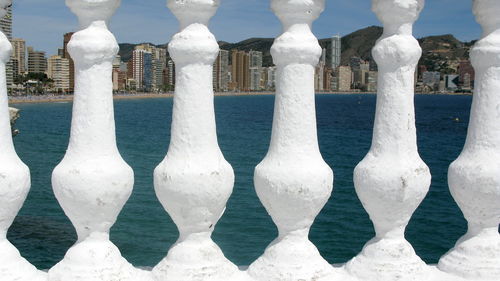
[9,94,474,269]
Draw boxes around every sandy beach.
[8,92,276,104]
[8,91,471,105]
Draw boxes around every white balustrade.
[344,1,433,281]
[152,1,247,280]
[0,0,46,280]
[1,1,499,281]
[247,1,336,280]
[49,0,150,280]
[437,0,500,280]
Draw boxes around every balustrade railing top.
[0,0,499,281]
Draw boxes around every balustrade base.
[41,263,473,281]
[345,237,431,281]
[0,239,47,281]
[152,238,248,281]
[248,236,337,281]
[47,238,151,281]
[438,232,500,281]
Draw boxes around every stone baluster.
[152,1,247,280]
[0,1,46,280]
[247,1,335,280]
[344,1,432,280]
[437,0,500,280]
[49,1,150,280]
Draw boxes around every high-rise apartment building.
[323,67,334,92]
[331,35,341,69]
[266,67,276,90]
[132,49,147,91]
[0,6,12,39]
[315,63,325,92]
[11,38,26,77]
[350,57,362,72]
[214,50,229,92]
[230,50,249,91]
[152,47,167,91]
[366,71,378,92]
[113,69,127,91]
[63,32,75,92]
[11,58,18,82]
[112,55,127,91]
[336,66,352,92]
[0,6,13,87]
[27,47,47,74]
[167,59,175,88]
[143,52,153,92]
[353,69,369,88]
[249,50,263,91]
[133,44,167,91]
[47,55,70,92]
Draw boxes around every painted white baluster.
[152,1,247,280]
[344,1,432,280]
[247,1,336,280]
[438,0,500,280]
[49,1,150,280]
[0,1,46,280]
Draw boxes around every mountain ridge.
[118,26,473,72]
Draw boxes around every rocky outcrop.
[9,107,19,136]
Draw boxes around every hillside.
[118,26,473,71]
[219,38,275,66]
[418,34,470,73]
[329,25,383,66]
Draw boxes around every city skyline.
[13,0,481,56]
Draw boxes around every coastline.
[8,91,472,105]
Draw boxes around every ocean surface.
[10,94,474,269]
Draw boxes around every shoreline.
[8,91,472,105]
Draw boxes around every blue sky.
[13,0,481,56]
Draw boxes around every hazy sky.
[13,0,481,56]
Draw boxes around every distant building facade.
[27,47,47,74]
[167,59,175,88]
[132,49,149,91]
[265,66,276,90]
[112,55,127,91]
[230,50,250,91]
[214,50,229,92]
[458,60,475,89]
[47,55,70,92]
[331,35,341,69]
[249,51,263,91]
[366,71,378,92]
[132,44,167,92]
[422,71,441,91]
[11,38,26,78]
[0,6,13,88]
[336,66,352,92]
[63,32,75,92]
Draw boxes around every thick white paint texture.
[247,1,336,280]
[152,1,247,280]
[0,1,498,281]
[49,1,150,280]
[344,1,432,281]
[0,0,46,280]
[438,0,500,280]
